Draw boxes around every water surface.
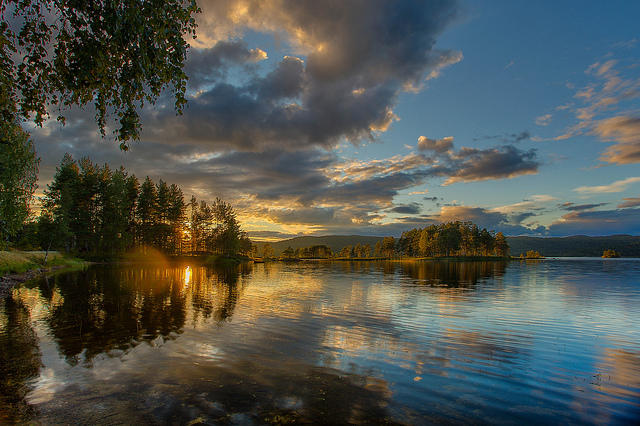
[1,258,639,424]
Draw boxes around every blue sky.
[29,0,640,240]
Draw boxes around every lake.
[1,258,639,424]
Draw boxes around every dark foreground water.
[1,258,639,425]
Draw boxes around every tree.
[524,250,543,259]
[374,241,382,257]
[339,245,353,258]
[494,232,509,257]
[167,184,186,255]
[212,198,241,258]
[381,236,396,257]
[97,167,131,256]
[41,153,80,252]
[262,243,274,259]
[1,0,200,147]
[0,122,39,248]
[136,176,158,249]
[282,246,295,259]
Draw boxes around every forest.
[25,154,252,260]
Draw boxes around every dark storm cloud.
[139,0,462,151]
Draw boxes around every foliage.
[1,0,199,147]
[0,250,71,275]
[293,244,333,259]
[336,243,373,259]
[39,155,249,259]
[282,246,295,259]
[521,250,543,259]
[397,221,509,258]
[0,121,39,249]
[262,243,275,259]
[602,249,620,258]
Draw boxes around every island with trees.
[259,222,510,261]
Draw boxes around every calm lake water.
[1,258,639,425]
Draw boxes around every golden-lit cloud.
[536,114,552,126]
[617,196,640,209]
[593,116,640,164]
[574,177,640,194]
[417,136,454,153]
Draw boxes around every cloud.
[422,205,542,235]
[441,145,539,185]
[592,116,640,164]
[417,136,454,153]
[137,0,463,152]
[536,114,552,126]
[618,196,640,209]
[185,40,268,91]
[559,202,608,211]
[541,57,640,166]
[248,230,302,242]
[574,177,640,194]
[390,203,422,215]
[472,131,531,144]
[547,209,640,236]
[495,195,558,215]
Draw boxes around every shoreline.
[0,265,71,299]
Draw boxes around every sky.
[27,0,640,241]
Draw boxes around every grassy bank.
[0,251,83,276]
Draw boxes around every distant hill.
[507,235,640,257]
[258,235,384,256]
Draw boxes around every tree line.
[34,154,251,259]
[397,222,509,258]
[260,224,509,260]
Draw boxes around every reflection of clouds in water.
[577,347,640,424]
[25,369,61,405]
[4,260,640,424]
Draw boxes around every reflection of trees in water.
[399,260,508,287]
[43,264,248,365]
[190,265,246,324]
[46,267,187,365]
[0,296,42,423]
